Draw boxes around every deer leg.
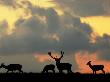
[102,69,105,74]
[67,69,71,73]
[6,70,9,73]
[69,69,72,73]
[42,68,46,73]
[67,70,69,73]
[93,71,94,74]
[46,70,48,73]
[59,70,62,73]
[20,69,23,73]
[95,71,96,74]
[12,70,14,73]
[45,70,47,73]
[53,69,55,73]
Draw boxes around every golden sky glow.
[81,16,110,36]
[34,53,60,63]
[29,0,55,8]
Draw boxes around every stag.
[48,51,72,73]
[0,63,23,73]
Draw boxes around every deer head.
[48,52,51,56]
[87,61,91,65]
[0,63,5,68]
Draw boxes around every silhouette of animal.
[0,63,23,73]
[48,51,72,73]
[87,61,105,74]
[42,64,55,73]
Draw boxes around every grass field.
[0,73,110,81]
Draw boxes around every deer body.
[48,51,72,73]
[42,64,55,73]
[0,63,23,73]
[87,61,105,74]
[55,59,72,73]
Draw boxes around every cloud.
[92,34,110,60]
[45,8,61,33]
[103,0,110,15]
[0,11,94,55]
[0,20,8,33]
[0,0,22,8]
[55,0,110,16]
[0,9,60,55]
[94,34,110,50]
[34,54,54,63]
[56,15,93,53]
[0,20,8,40]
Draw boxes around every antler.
[48,52,55,59]
[59,51,64,59]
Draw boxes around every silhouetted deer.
[0,63,23,73]
[48,51,72,73]
[42,64,55,73]
[87,61,105,74]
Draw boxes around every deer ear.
[1,63,4,65]
[48,52,51,55]
[61,51,64,54]
[89,61,91,62]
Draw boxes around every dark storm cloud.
[103,0,110,15]
[45,8,61,33]
[0,20,8,35]
[0,0,22,8]
[92,34,110,60]
[0,0,15,6]
[24,2,61,34]
[57,15,93,53]
[55,0,110,16]
[98,50,110,61]
[0,20,8,30]
[0,15,59,55]
[94,34,110,50]
[0,11,94,55]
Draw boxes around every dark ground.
[0,73,110,81]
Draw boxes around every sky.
[0,0,110,73]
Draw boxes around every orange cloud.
[75,51,110,73]
[34,53,59,63]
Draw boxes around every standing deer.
[87,61,105,74]
[48,51,72,73]
[42,64,55,73]
[0,63,23,73]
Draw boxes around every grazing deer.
[42,64,55,73]
[0,63,23,73]
[48,51,72,73]
[87,61,105,74]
